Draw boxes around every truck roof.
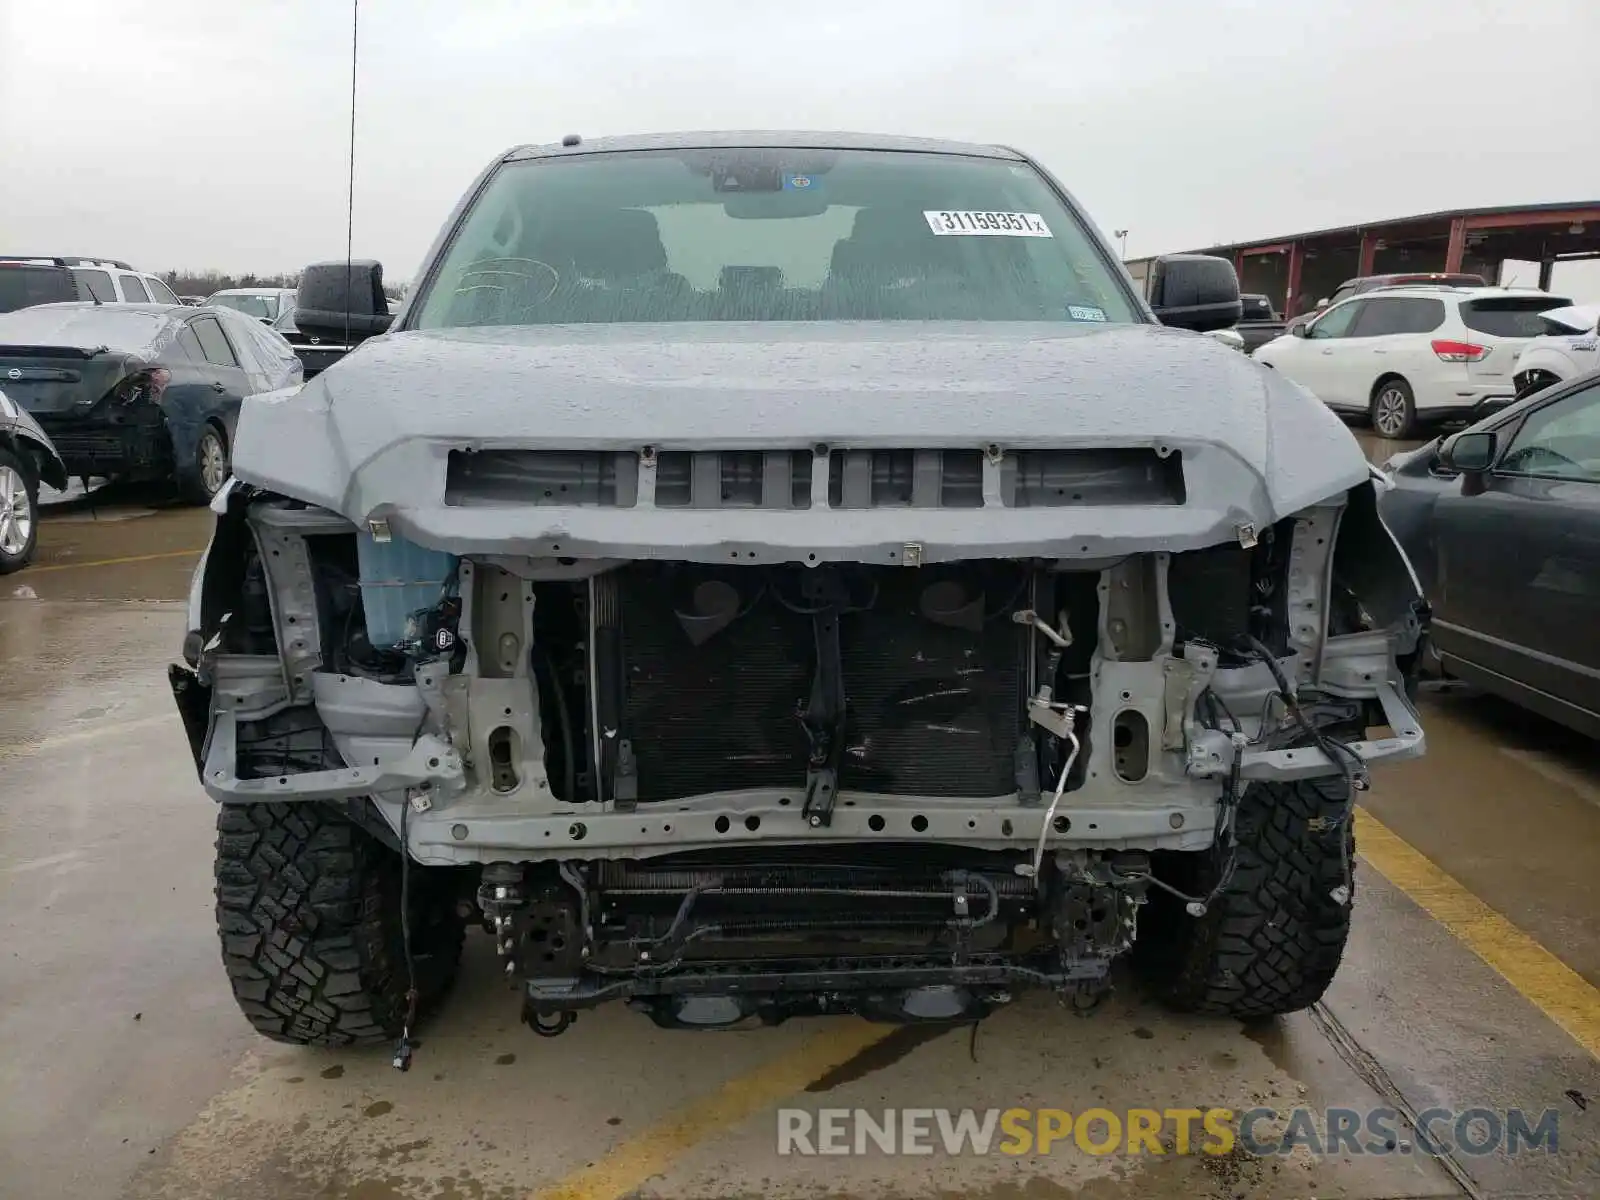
[503,130,1027,163]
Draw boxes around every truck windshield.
[411,148,1140,328]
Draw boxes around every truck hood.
[231,321,1371,564]
[1535,304,1598,335]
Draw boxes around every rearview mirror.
[293,259,393,344]
[1439,430,1497,494]
[1147,254,1243,333]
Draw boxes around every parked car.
[1235,293,1287,353]
[1255,286,1572,438]
[0,303,301,503]
[1512,304,1600,398]
[0,386,69,573]
[1311,271,1489,315]
[206,287,298,327]
[0,257,181,312]
[179,295,208,307]
[171,131,1426,1050]
[1378,369,1600,737]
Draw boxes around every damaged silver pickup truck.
[170,132,1428,1054]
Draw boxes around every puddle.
[804,1023,957,1092]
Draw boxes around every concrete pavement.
[1,480,1597,1200]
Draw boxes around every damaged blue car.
[0,301,301,504]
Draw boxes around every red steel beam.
[1285,242,1304,316]
[1358,232,1377,275]
[1444,217,1467,273]
[1462,207,1600,231]
[1236,242,1296,258]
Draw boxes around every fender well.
[186,484,274,662]
[3,409,69,492]
[1513,346,1575,382]
[1332,476,1428,658]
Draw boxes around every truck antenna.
[344,0,359,352]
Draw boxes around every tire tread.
[1140,777,1354,1018]
[213,801,463,1046]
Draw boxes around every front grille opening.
[1005,449,1184,507]
[445,449,638,507]
[656,451,812,508]
[827,449,985,509]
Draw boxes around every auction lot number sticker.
[924,210,1052,237]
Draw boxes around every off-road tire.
[214,802,465,1046]
[1135,777,1354,1017]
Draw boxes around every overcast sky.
[4,0,1598,288]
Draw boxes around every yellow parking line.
[527,811,1600,1200]
[529,1020,895,1200]
[1356,806,1600,1059]
[26,548,205,574]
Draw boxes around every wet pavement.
[2,467,1598,1200]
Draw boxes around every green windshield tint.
[412,149,1138,327]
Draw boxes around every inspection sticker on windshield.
[924,210,1052,237]
[1067,305,1107,322]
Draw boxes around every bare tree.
[161,269,302,296]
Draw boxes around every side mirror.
[1440,430,1497,494]
[1289,320,1309,338]
[1147,253,1243,333]
[293,259,393,344]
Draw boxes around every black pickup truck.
[283,259,395,377]
[1235,293,1287,353]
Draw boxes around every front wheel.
[1369,378,1417,439]
[1135,777,1354,1017]
[0,448,40,574]
[214,802,465,1046]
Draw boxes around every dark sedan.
[1378,369,1600,736]
[0,302,301,503]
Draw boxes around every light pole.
[1113,229,1129,258]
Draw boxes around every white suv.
[0,257,181,308]
[1255,286,1572,438]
